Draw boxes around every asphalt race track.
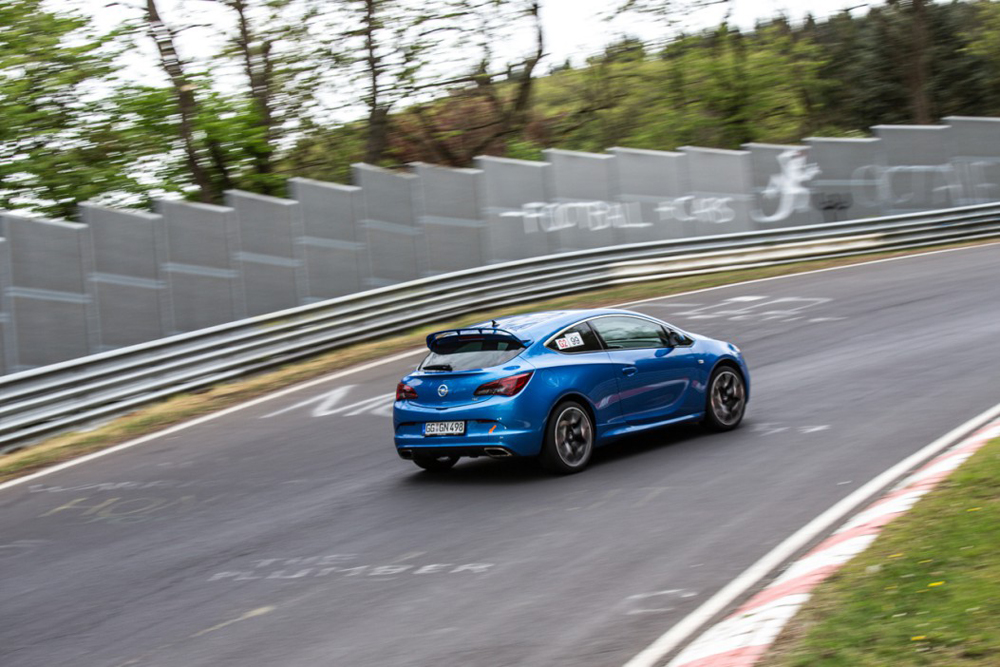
[3,244,1000,667]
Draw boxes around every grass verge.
[766,436,1000,667]
[1,239,995,484]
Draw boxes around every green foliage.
[770,436,1000,666]
[0,0,145,218]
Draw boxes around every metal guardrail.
[2,202,999,454]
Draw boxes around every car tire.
[540,400,595,474]
[413,455,459,472]
[704,365,747,431]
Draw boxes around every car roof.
[472,309,648,342]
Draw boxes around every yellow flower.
[911,636,926,641]
[928,581,945,587]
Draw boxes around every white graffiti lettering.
[753,150,821,223]
[501,201,652,233]
[850,160,1000,209]
[656,196,736,224]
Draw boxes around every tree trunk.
[908,0,932,123]
[145,0,219,202]
[362,0,391,164]
[231,0,277,193]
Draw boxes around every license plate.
[424,421,465,436]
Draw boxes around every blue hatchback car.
[393,309,749,474]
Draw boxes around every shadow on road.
[398,421,735,486]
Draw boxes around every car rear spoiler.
[425,327,532,352]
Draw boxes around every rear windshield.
[420,339,524,372]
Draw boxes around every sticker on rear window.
[555,332,585,350]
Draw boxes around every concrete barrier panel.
[872,125,956,213]
[476,155,553,262]
[944,116,1000,205]
[803,137,884,221]
[354,164,425,287]
[288,177,369,299]
[0,238,11,375]
[678,146,755,235]
[744,143,824,229]
[226,190,307,316]
[608,147,689,243]
[412,163,487,274]
[0,213,95,370]
[157,199,243,333]
[542,149,618,252]
[79,203,167,350]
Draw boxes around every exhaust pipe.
[484,447,512,458]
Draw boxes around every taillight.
[474,372,533,397]
[396,382,418,400]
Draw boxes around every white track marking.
[623,398,1000,667]
[0,351,421,492]
[619,241,999,309]
[2,242,997,493]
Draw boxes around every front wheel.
[413,454,459,472]
[540,401,595,474]
[704,366,746,431]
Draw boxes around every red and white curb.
[667,417,1000,667]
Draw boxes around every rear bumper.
[397,445,517,460]
[393,396,546,457]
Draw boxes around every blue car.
[393,309,749,474]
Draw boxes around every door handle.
[622,366,638,377]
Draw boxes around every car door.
[590,315,698,425]
[543,321,623,428]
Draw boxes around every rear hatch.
[410,328,532,408]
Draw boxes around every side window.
[546,321,604,354]
[591,316,671,350]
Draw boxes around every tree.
[209,0,339,194]
[390,0,547,166]
[887,0,932,123]
[0,0,156,219]
[144,0,228,202]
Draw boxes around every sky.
[75,0,879,120]
[83,0,879,73]
[544,0,877,66]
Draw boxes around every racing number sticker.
[555,332,585,350]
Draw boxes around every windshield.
[420,339,524,372]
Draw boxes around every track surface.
[3,245,999,667]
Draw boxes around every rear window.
[420,339,524,372]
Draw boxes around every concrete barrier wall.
[0,213,95,371]
[354,163,425,288]
[412,163,487,275]
[1,117,998,373]
[0,238,11,375]
[608,147,688,244]
[157,199,244,334]
[288,177,369,301]
[226,190,307,317]
[79,204,167,350]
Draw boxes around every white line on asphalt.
[0,350,422,492]
[619,241,1000,309]
[622,398,1000,667]
[2,241,997,493]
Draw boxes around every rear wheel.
[540,401,594,474]
[413,454,459,472]
[704,366,746,431]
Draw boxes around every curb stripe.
[667,416,1000,667]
